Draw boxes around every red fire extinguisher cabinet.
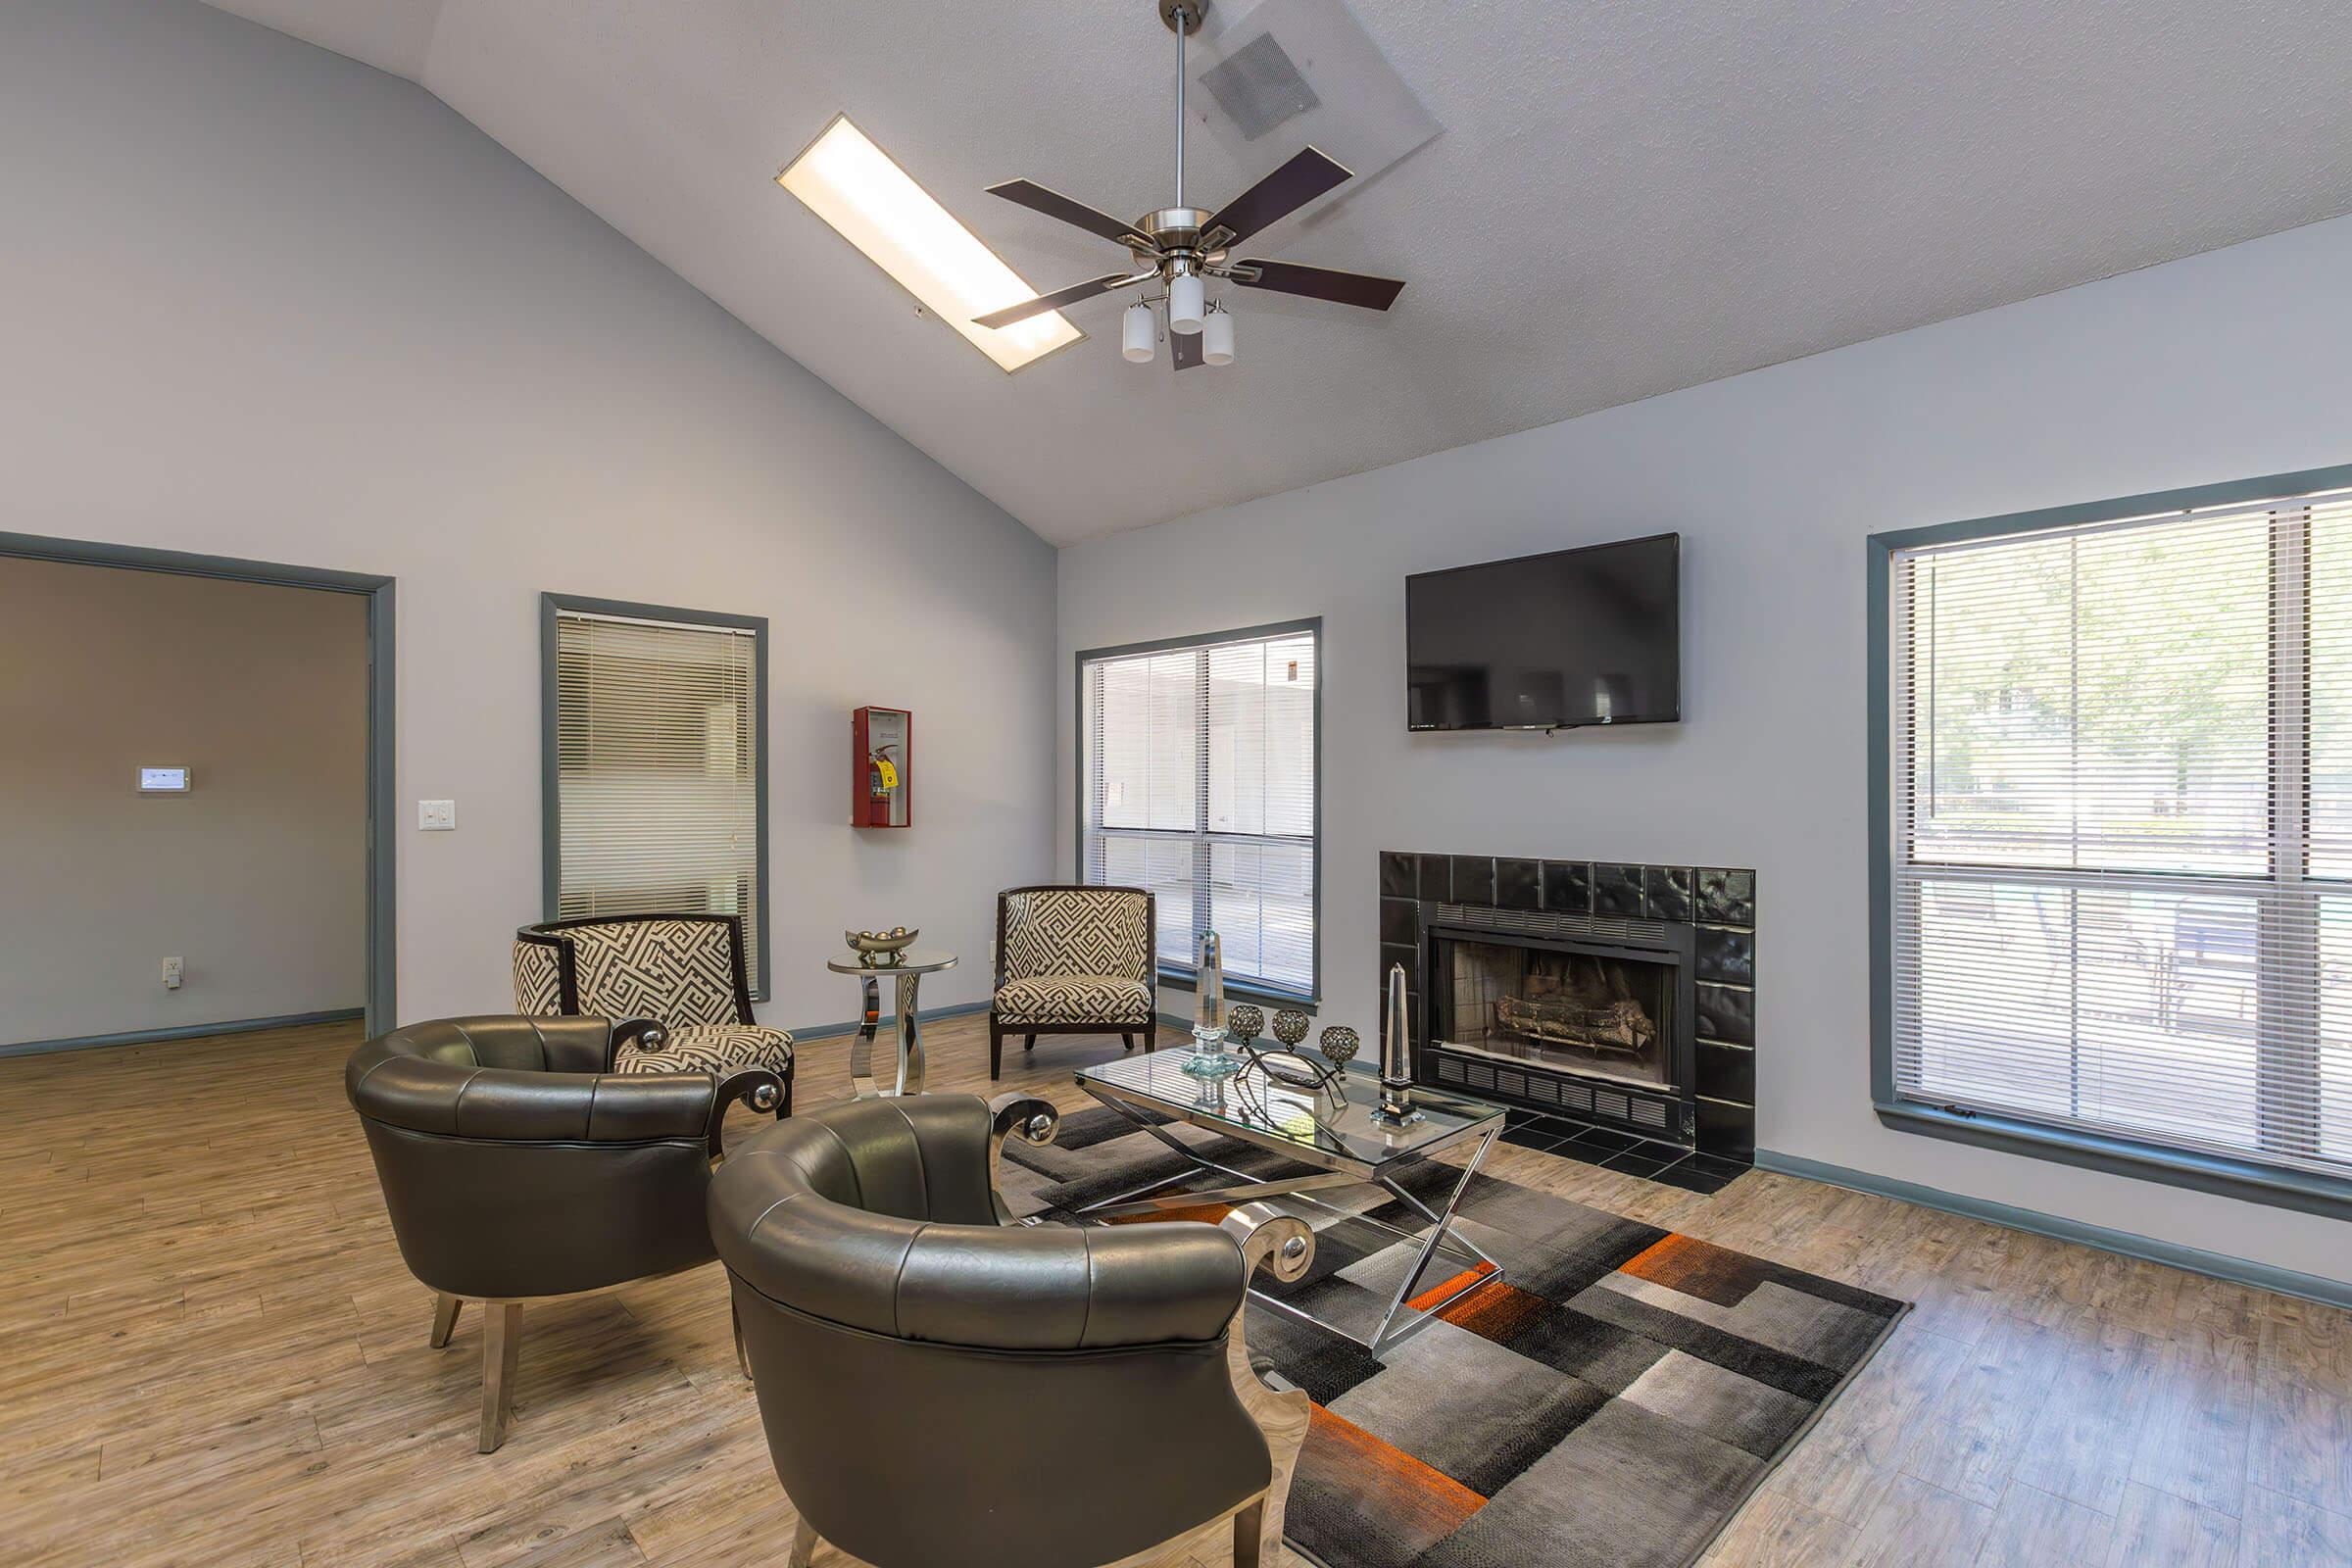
[853,707,911,828]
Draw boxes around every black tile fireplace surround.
[1379,853,1757,1163]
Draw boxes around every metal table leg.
[894,969,925,1096]
[1364,1124,1501,1355]
[848,974,885,1098]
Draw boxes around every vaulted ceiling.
[204,0,2352,544]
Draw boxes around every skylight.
[777,116,1083,373]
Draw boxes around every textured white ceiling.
[203,0,2352,544]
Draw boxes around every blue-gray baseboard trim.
[1756,1149,2352,1311]
[0,1007,367,1059]
[787,1000,991,1043]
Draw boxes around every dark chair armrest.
[709,1067,787,1156]
[987,1092,1058,1206]
[349,1051,721,1144]
[610,1017,670,1061]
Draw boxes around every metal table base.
[826,950,956,1099]
[1073,1089,1504,1357]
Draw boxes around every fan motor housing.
[1136,207,1227,264]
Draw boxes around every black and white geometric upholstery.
[989,885,1156,1080]
[613,1024,795,1079]
[1000,888,1153,984]
[994,976,1152,1026]
[512,913,792,1113]
[512,939,564,1017]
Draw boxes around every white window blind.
[1889,484,2352,1179]
[1081,625,1318,997]
[553,608,763,986]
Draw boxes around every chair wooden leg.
[428,1291,462,1348]
[1144,1020,1156,1054]
[990,1026,1003,1082]
[789,1513,819,1568]
[1233,1494,1268,1568]
[478,1302,521,1453]
[1023,1033,1037,1052]
[1120,1033,1136,1052]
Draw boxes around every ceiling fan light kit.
[973,0,1404,372]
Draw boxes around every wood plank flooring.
[1,1016,2347,1566]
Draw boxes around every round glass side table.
[825,949,957,1098]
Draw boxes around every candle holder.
[1371,962,1424,1126]
[1182,929,1245,1080]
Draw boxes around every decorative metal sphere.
[1273,1008,1310,1047]
[1318,1025,1361,1067]
[1226,1004,1265,1045]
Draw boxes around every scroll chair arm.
[1218,1201,1315,1568]
[709,1068,788,1157]
[987,1092,1058,1210]
[608,1017,669,1062]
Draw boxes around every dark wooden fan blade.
[1203,147,1352,246]
[985,179,1148,246]
[1231,259,1404,311]
[972,270,1151,329]
[1171,326,1203,371]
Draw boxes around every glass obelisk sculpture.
[1373,961,1424,1125]
[1182,929,1244,1078]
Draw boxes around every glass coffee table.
[1072,1052,1504,1356]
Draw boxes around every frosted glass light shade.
[1168,272,1205,334]
[1202,308,1235,366]
[1121,303,1156,363]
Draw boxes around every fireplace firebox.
[1422,912,1697,1144]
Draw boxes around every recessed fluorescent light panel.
[778,116,1082,373]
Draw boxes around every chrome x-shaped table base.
[1073,1093,1503,1358]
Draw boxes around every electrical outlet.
[417,799,458,831]
[163,956,184,990]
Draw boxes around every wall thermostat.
[139,766,191,793]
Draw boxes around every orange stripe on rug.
[1433,1279,1551,1341]
[1618,1232,1762,1306]
[1404,1259,1496,1315]
[1101,1201,1237,1227]
[1303,1404,1486,1534]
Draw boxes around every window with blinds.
[1887,483,2352,1181]
[1080,622,1319,999]
[548,601,767,993]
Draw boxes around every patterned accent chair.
[989,885,1156,1080]
[514,913,794,1113]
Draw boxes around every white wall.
[0,560,367,1044]
[1058,214,2352,1285]
[0,0,1057,1031]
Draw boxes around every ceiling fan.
[972,0,1404,369]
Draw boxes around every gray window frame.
[1868,461,2352,1221]
[540,593,771,1003]
[1075,616,1324,1006]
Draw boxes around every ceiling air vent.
[1199,30,1320,141]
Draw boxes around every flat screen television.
[1406,532,1680,731]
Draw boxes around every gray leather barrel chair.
[346,1014,784,1451]
[709,1094,1312,1568]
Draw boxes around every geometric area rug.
[1000,1108,1908,1568]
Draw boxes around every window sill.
[1154,969,1320,1009]
[1876,1099,2352,1221]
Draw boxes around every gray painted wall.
[0,559,367,1044]
[0,0,1057,1029]
[1058,213,2352,1285]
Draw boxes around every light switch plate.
[417,799,458,831]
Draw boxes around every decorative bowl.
[846,926,918,962]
